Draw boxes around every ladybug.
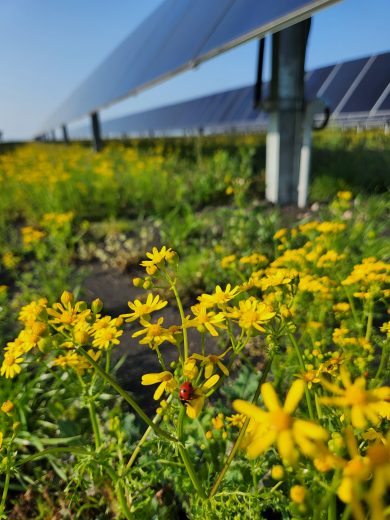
[179,381,195,402]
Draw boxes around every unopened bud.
[91,298,103,314]
[133,277,143,287]
[74,331,90,346]
[38,337,52,353]
[60,291,73,306]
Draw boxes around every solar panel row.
[41,0,340,132]
[68,51,389,139]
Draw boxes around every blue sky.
[0,0,389,140]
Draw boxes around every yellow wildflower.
[140,246,176,275]
[220,254,236,269]
[192,350,230,378]
[132,317,176,349]
[18,298,48,325]
[290,485,306,504]
[122,293,168,322]
[1,352,24,379]
[141,371,177,400]
[320,368,390,429]
[185,304,226,337]
[198,284,240,308]
[1,400,14,414]
[92,323,123,350]
[234,380,329,464]
[226,297,275,333]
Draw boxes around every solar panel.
[319,57,369,111]
[378,91,390,112]
[305,65,334,99]
[340,53,390,113]
[40,0,340,133]
[76,52,389,138]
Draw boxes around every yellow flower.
[18,298,48,325]
[1,400,14,414]
[366,432,390,520]
[122,293,168,322]
[234,380,329,464]
[226,413,245,428]
[140,246,176,275]
[185,374,220,419]
[212,413,225,430]
[1,352,24,379]
[320,368,390,429]
[141,371,177,400]
[271,465,284,480]
[92,324,123,350]
[226,297,275,333]
[132,317,176,349]
[47,292,91,331]
[183,357,198,380]
[220,254,236,269]
[185,304,226,337]
[192,350,230,378]
[198,284,240,308]
[290,485,306,504]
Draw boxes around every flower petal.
[246,430,276,459]
[261,383,281,411]
[277,430,297,465]
[233,400,268,422]
[284,380,304,413]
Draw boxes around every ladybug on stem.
[179,381,195,402]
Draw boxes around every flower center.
[269,410,293,431]
[345,386,367,406]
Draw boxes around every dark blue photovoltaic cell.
[41,0,339,132]
[341,53,390,113]
[83,52,390,137]
[378,91,390,111]
[199,0,335,58]
[305,65,334,99]
[320,57,369,111]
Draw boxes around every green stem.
[365,299,374,341]
[328,495,337,520]
[17,446,91,466]
[288,331,314,420]
[78,347,177,443]
[88,399,102,450]
[155,346,167,371]
[116,480,132,520]
[177,407,207,498]
[124,395,173,473]
[0,457,11,516]
[374,340,389,382]
[208,355,273,498]
[342,285,360,331]
[170,281,189,361]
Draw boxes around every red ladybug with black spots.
[179,381,195,402]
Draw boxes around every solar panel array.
[41,0,340,132]
[69,51,390,139]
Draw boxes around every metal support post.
[91,112,103,151]
[62,125,69,143]
[265,19,311,205]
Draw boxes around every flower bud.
[37,336,52,353]
[91,298,103,314]
[143,280,153,290]
[74,330,90,346]
[1,400,14,414]
[133,277,143,287]
[290,485,306,504]
[60,291,73,306]
[271,465,284,481]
